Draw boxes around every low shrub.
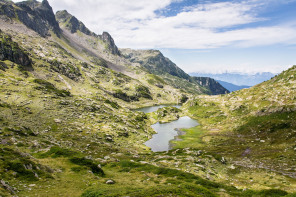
[33,79,71,97]
[69,157,104,176]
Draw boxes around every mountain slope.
[1,0,292,196]
[180,65,296,189]
[0,1,239,196]
[121,49,190,80]
[121,48,229,95]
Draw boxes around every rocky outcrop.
[56,10,120,56]
[0,30,31,69]
[192,77,229,95]
[0,1,16,18]
[0,0,60,37]
[122,49,190,80]
[56,10,95,36]
[101,32,120,56]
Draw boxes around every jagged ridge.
[0,0,60,37]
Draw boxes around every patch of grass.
[115,160,225,190]
[82,183,217,197]
[237,111,295,137]
[172,125,206,149]
[241,189,289,197]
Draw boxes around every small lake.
[145,116,199,152]
[134,104,181,113]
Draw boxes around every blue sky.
[13,0,296,74]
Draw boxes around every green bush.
[135,85,152,100]
[180,94,188,103]
[7,161,38,181]
[40,146,75,158]
[112,89,138,102]
[69,157,104,176]
[1,148,52,181]
[4,127,36,136]
[258,189,288,197]
[104,99,120,109]
[33,79,71,97]
[82,183,217,197]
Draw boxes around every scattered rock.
[105,136,113,142]
[1,180,15,194]
[221,157,226,164]
[54,119,62,123]
[105,179,115,184]
[104,156,110,160]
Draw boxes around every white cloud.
[40,0,296,50]
[181,62,292,74]
[12,0,296,50]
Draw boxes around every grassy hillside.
[176,66,296,193]
[0,0,295,196]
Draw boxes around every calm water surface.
[135,104,181,113]
[145,117,198,152]
[135,105,199,152]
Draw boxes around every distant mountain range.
[216,80,250,92]
[190,72,276,86]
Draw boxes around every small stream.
[134,105,199,152]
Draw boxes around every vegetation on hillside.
[0,0,295,196]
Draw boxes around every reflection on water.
[144,116,199,152]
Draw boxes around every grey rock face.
[56,10,120,56]
[101,32,120,56]
[192,77,229,95]
[0,0,60,37]
[56,10,95,36]
[0,30,32,68]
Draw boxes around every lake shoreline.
[168,128,186,150]
[145,116,199,152]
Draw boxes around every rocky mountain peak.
[56,10,95,36]
[0,0,60,37]
[101,32,120,56]
[41,0,50,8]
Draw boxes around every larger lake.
[145,116,199,152]
[134,105,199,152]
[134,104,181,113]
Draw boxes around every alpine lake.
[135,105,199,152]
